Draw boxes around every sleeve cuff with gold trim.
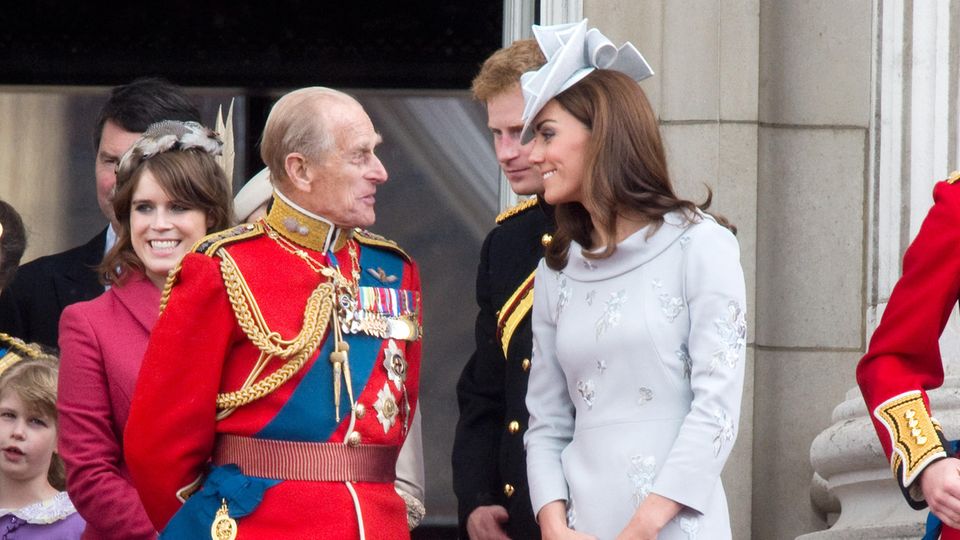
[874,390,947,506]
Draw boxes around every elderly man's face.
[302,104,388,228]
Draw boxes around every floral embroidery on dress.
[596,359,607,374]
[637,387,654,406]
[676,509,701,539]
[374,383,399,433]
[676,344,692,380]
[577,379,596,409]
[582,258,598,270]
[680,235,692,249]
[566,497,577,529]
[558,274,572,317]
[585,289,596,306]
[628,454,657,507]
[713,408,735,456]
[652,280,684,322]
[596,290,628,339]
[383,339,407,390]
[711,301,746,373]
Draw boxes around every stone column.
[802,1,960,538]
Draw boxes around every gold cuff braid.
[874,390,946,487]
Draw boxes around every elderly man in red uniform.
[124,87,423,539]
[858,173,960,539]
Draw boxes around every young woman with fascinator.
[56,121,233,539]
[520,20,747,540]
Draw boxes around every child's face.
[0,391,55,483]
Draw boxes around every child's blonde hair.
[0,352,65,490]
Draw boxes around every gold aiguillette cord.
[326,268,356,422]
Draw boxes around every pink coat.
[58,271,160,540]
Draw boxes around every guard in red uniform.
[858,173,960,539]
[124,87,423,539]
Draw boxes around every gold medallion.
[211,499,237,540]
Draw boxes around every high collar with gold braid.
[265,190,352,253]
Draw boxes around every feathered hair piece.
[215,99,235,185]
[115,120,224,183]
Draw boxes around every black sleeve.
[452,229,506,534]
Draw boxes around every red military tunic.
[124,195,422,539]
[858,178,960,538]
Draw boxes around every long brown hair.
[544,69,732,270]
[98,149,233,286]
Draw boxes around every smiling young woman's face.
[129,170,210,288]
[529,100,592,206]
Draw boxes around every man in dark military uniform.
[452,39,550,539]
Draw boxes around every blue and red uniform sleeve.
[857,180,960,506]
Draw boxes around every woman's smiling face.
[129,170,210,288]
[529,100,592,206]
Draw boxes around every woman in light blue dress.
[520,20,747,540]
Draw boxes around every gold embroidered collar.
[266,191,351,253]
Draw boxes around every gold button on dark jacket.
[504,484,515,498]
[541,233,553,246]
[521,358,531,372]
[508,420,520,434]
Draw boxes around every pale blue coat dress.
[525,211,746,540]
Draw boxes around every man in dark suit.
[452,40,549,540]
[0,78,201,348]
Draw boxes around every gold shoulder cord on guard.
[947,170,960,184]
[216,223,363,422]
[495,196,539,224]
[214,251,334,417]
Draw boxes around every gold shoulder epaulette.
[159,223,264,315]
[354,229,411,261]
[193,222,264,257]
[495,196,539,224]
[947,170,960,184]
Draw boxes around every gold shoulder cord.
[495,196,539,224]
[214,249,334,417]
[158,259,183,315]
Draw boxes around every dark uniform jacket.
[453,198,553,539]
[0,228,107,349]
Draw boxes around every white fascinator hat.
[233,167,273,223]
[520,19,654,144]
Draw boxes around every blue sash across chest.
[255,242,408,441]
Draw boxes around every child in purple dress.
[0,339,85,539]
